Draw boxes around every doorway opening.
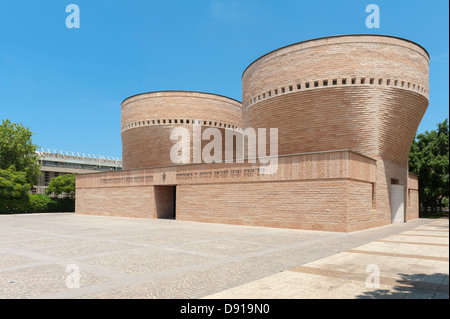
[154,186,176,219]
[390,184,405,224]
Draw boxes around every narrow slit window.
[305,82,310,88]
[370,78,374,85]
[332,79,337,85]
[289,85,293,91]
[281,87,285,93]
[378,78,383,85]
[342,79,347,85]
[297,84,301,90]
[323,80,328,87]
[351,78,356,85]
[361,78,365,84]
[314,81,319,87]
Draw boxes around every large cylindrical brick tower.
[243,35,429,162]
[242,34,429,228]
[121,91,243,169]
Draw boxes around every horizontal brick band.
[121,118,243,133]
[244,77,428,109]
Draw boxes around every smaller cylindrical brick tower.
[121,91,243,170]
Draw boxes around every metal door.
[390,185,405,224]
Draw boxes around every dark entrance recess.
[154,186,176,219]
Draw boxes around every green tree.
[45,174,76,198]
[0,119,41,186]
[0,169,31,213]
[409,119,449,215]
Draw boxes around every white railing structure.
[36,148,122,169]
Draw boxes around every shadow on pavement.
[356,272,449,299]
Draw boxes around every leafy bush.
[47,198,75,212]
[0,119,41,186]
[27,194,53,213]
[0,169,31,213]
[0,168,76,213]
[409,119,449,214]
[0,199,29,214]
[46,174,75,198]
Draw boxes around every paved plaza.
[0,213,448,299]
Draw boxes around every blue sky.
[0,0,448,158]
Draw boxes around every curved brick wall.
[242,35,430,166]
[78,34,430,232]
[121,91,243,169]
[242,35,429,230]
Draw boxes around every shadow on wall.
[356,273,449,299]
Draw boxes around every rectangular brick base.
[75,151,419,232]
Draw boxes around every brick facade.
[121,91,243,169]
[76,35,429,232]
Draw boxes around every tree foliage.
[409,119,449,214]
[0,119,41,186]
[0,169,31,213]
[45,174,76,198]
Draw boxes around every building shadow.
[356,273,449,299]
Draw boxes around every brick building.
[76,35,428,232]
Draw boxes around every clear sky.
[0,0,448,158]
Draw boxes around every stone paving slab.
[0,213,447,299]
[205,219,449,299]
